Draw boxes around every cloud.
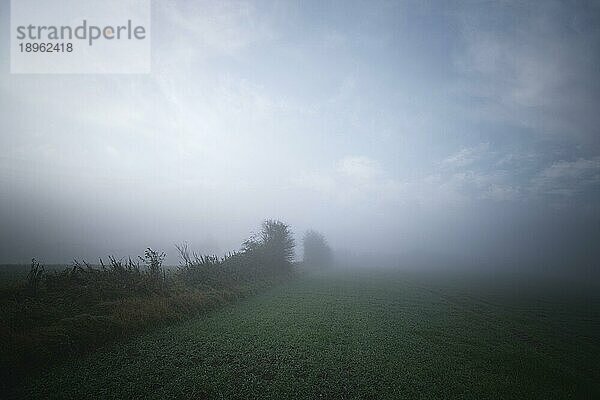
[293,142,599,216]
[159,0,274,57]
[442,143,490,168]
[453,2,600,143]
[336,156,382,181]
[293,150,517,212]
[437,144,523,202]
[292,155,403,208]
[481,184,520,202]
[440,147,600,203]
[433,142,548,203]
[532,157,600,197]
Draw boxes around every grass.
[10,268,600,399]
[0,262,288,392]
[1,220,298,395]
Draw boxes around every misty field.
[12,269,600,399]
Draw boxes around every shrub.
[139,248,166,292]
[256,219,296,269]
[26,259,44,296]
[179,219,296,286]
[302,230,332,268]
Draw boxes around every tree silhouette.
[302,230,332,268]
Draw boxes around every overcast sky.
[1,0,599,269]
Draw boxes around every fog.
[1,1,599,272]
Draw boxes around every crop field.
[13,269,600,399]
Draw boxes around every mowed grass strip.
[18,270,600,399]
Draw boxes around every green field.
[14,269,600,399]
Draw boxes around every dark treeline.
[1,219,329,395]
